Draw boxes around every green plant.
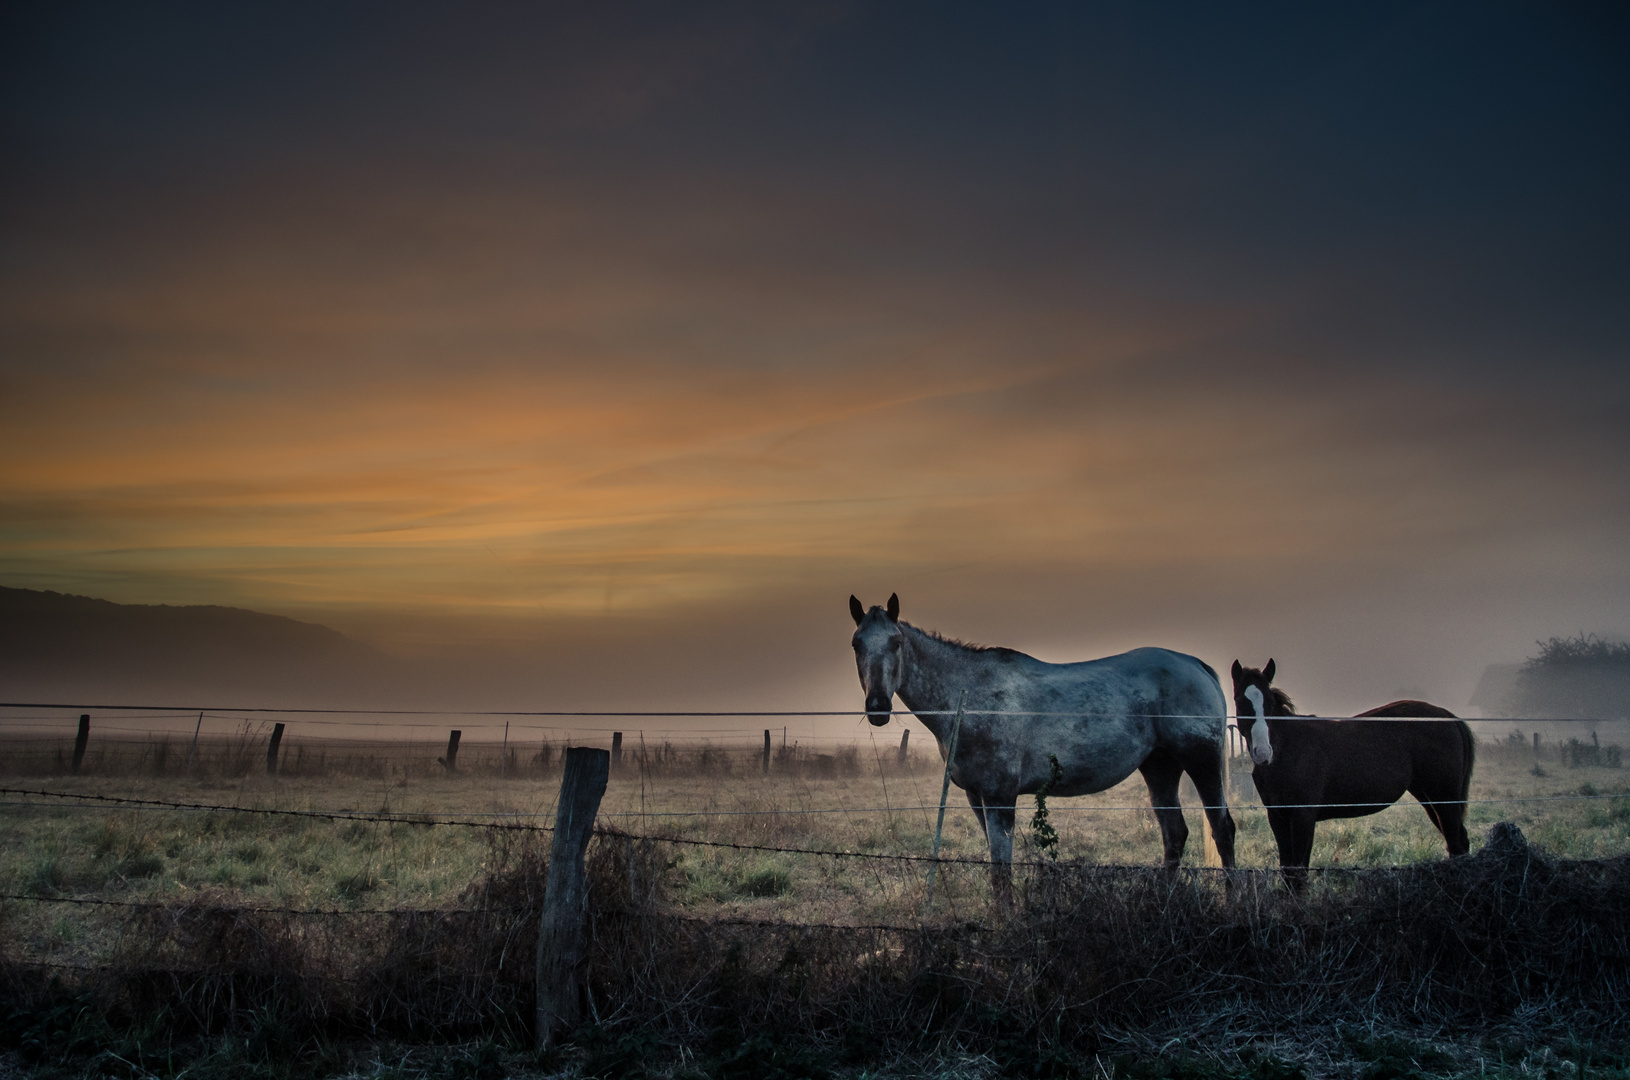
[1342,1032,1455,1080]
[702,1031,830,1080]
[116,851,165,879]
[1031,754,1063,860]
[735,865,792,898]
[573,1024,660,1078]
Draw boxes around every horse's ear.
[886,593,899,622]
[849,595,865,626]
[1230,660,1243,683]
[1263,658,1276,683]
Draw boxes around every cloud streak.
[2,3,1626,715]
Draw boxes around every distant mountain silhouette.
[0,587,394,707]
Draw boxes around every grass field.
[4,733,1628,947]
[3,731,1629,1079]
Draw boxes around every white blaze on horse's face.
[852,611,904,727]
[1243,684,1273,765]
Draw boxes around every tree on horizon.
[1509,634,1630,721]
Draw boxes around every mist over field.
[6,585,1629,744]
[2,4,1627,730]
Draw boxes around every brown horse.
[1230,659,1475,890]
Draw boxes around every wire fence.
[5,704,1628,1063]
[3,701,1627,945]
[5,699,1629,723]
[3,782,1627,873]
[5,726,1629,1057]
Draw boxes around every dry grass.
[3,821,1629,1079]
[3,732,1626,928]
[3,731,1630,1077]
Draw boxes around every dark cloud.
[1,3,1626,719]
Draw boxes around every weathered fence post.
[186,712,203,773]
[265,723,285,776]
[923,692,966,914]
[897,728,910,766]
[612,731,622,769]
[441,730,461,772]
[71,715,90,775]
[536,745,611,1048]
[763,730,771,774]
[1533,731,1543,776]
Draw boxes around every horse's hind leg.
[1138,750,1189,870]
[1441,803,1470,856]
[964,789,989,838]
[985,798,1017,908]
[1185,760,1237,869]
[1412,786,1470,857]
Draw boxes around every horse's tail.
[1455,719,1476,804]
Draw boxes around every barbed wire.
[3,700,1624,723]
[3,785,1624,825]
[0,787,553,832]
[10,784,1628,872]
[0,892,515,917]
[5,843,1598,932]
[0,892,940,932]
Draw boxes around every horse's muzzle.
[865,696,892,726]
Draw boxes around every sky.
[2,2,1628,721]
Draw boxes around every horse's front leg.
[1268,808,1315,894]
[983,794,1016,908]
[1138,750,1189,871]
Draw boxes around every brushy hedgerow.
[4,822,1629,1078]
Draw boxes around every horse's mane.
[1267,686,1298,715]
[906,622,1025,660]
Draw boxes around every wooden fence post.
[612,731,622,769]
[897,728,910,766]
[265,723,285,776]
[71,715,90,775]
[441,730,461,772]
[763,730,771,774]
[187,712,203,774]
[536,746,610,1048]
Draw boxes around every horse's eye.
[889,638,902,650]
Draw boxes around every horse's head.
[1230,658,1277,766]
[849,593,903,726]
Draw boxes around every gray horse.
[850,594,1236,900]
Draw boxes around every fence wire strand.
[3,784,1626,872]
